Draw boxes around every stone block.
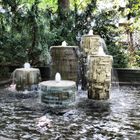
[40,80,76,107]
[87,55,113,100]
[50,46,79,82]
[14,68,41,91]
[81,35,102,55]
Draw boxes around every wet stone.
[80,34,113,100]
[50,46,79,82]
[13,68,41,91]
[81,35,102,55]
[87,55,113,100]
[40,80,76,107]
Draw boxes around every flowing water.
[0,86,140,140]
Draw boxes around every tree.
[118,0,140,67]
[0,0,51,66]
[0,0,139,68]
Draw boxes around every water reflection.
[0,86,140,139]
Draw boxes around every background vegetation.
[0,0,140,68]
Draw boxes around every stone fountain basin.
[14,68,41,91]
[39,80,76,107]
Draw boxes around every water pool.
[0,86,140,140]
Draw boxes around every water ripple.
[0,86,140,139]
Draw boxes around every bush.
[108,44,129,68]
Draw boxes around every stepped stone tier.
[40,80,76,107]
[87,55,113,100]
[81,35,104,55]
[50,46,79,82]
[81,33,113,100]
[14,68,41,91]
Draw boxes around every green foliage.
[49,0,98,46]
[0,0,51,66]
[108,44,129,68]
[127,50,140,68]
[135,50,140,67]
[0,67,10,78]
[0,0,139,68]
[126,0,140,18]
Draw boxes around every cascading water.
[88,29,94,35]
[97,45,106,56]
[9,63,41,91]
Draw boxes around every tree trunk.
[58,0,70,10]
[57,0,70,20]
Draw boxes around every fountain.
[81,30,102,55]
[87,55,113,99]
[50,41,79,83]
[81,30,113,99]
[12,63,41,91]
[39,73,76,107]
[1,30,140,140]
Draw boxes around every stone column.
[87,55,113,100]
[81,35,101,55]
[81,34,113,99]
[50,46,79,83]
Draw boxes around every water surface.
[0,86,140,140]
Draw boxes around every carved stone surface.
[87,55,113,100]
[81,34,113,100]
[50,46,79,82]
[81,35,102,55]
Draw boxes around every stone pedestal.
[40,80,76,107]
[14,68,41,91]
[87,55,113,100]
[80,33,113,99]
[81,35,103,55]
[50,46,79,83]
